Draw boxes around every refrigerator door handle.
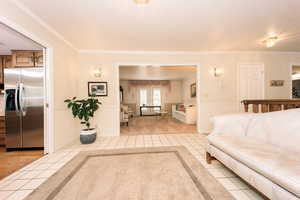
[15,85,20,114]
[19,83,26,116]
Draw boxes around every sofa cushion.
[208,135,300,197]
[246,108,300,153]
[210,113,254,137]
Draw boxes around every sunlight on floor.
[121,116,197,135]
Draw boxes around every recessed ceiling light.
[134,0,150,4]
[262,35,278,48]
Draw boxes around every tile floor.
[0,134,266,200]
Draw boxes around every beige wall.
[78,52,300,134]
[182,75,197,105]
[0,1,79,151]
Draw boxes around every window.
[152,88,161,111]
[140,89,147,106]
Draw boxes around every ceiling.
[119,65,196,80]
[16,0,300,51]
[0,23,43,55]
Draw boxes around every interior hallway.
[121,116,197,135]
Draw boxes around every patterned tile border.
[0,134,265,200]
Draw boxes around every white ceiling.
[0,23,43,55]
[119,65,196,80]
[16,0,300,51]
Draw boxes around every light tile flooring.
[0,134,266,200]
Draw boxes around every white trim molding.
[79,49,300,55]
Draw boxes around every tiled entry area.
[0,134,265,200]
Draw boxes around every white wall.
[78,52,300,135]
[0,1,79,151]
[182,75,197,105]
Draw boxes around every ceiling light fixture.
[134,0,150,4]
[263,36,278,48]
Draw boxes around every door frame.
[0,17,54,154]
[237,63,265,112]
[116,63,201,136]
[289,63,300,99]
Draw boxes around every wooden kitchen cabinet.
[0,50,43,84]
[34,51,43,67]
[11,50,35,67]
[0,55,12,84]
[2,55,12,68]
[11,50,43,68]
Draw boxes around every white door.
[238,64,265,112]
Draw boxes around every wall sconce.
[134,0,150,4]
[93,67,102,78]
[213,68,223,77]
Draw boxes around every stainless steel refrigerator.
[4,68,44,150]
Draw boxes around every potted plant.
[64,96,101,144]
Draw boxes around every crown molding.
[7,0,300,56]
[11,0,78,51]
[79,49,300,55]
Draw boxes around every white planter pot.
[80,128,97,144]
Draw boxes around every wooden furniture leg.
[206,152,215,164]
[243,103,249,112]
[253,104,259,113]
[261,104,268,113]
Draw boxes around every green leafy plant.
[64,96,102,130]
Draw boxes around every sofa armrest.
[209,113,254,137]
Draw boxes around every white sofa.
[172,105,196,124]
[206,109,300,200]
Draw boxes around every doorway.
[238,64,265,112]
[0,22,49,179]
[291,65,300,98]
[118,65,199,136]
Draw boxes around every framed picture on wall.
[88,82,108,97]
[270,80,284,87]
[191,83,196,98]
